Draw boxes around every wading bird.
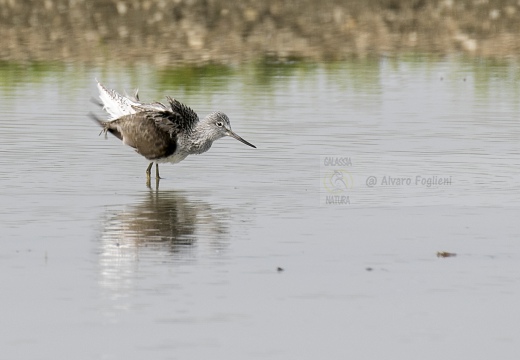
[91,81,256,183]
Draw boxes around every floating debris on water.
[437,251,457,258]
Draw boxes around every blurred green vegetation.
[156,65,234,93]
[1,56,520,99]
[0,61,66,87]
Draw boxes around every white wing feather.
[96,80,167,120]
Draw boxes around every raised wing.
[97,80,140,120]
[96,81,200,135]
[97,80,167,120]
[139,97,200,136]
[147,111,190,136]
[165,96,199,133]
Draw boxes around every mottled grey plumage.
[93,82,256,182]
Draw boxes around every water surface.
[1,57,519,359]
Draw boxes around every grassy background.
[2,0,520,65]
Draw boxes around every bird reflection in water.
[98,190,228,293]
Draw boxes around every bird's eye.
[216,122,223,127]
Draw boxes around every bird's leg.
[146,162,153,180]
[155,163,162,179]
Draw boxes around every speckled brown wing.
[149,110,188,136]
[102,97,200,161]
[107,112,177,161]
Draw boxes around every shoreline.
[3,0,520,65]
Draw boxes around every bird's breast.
[154,150,189,164]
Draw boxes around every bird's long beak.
[228,131,256,148]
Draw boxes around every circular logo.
[322,169,353,193]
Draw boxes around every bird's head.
[205,112,256,148]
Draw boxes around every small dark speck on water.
[365,267,373,271]
[277,267,284,272]
[437,251,457,258]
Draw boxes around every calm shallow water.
[1,57,520,359]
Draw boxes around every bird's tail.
[88,112,112,138]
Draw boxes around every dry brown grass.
[2,0,520,64]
